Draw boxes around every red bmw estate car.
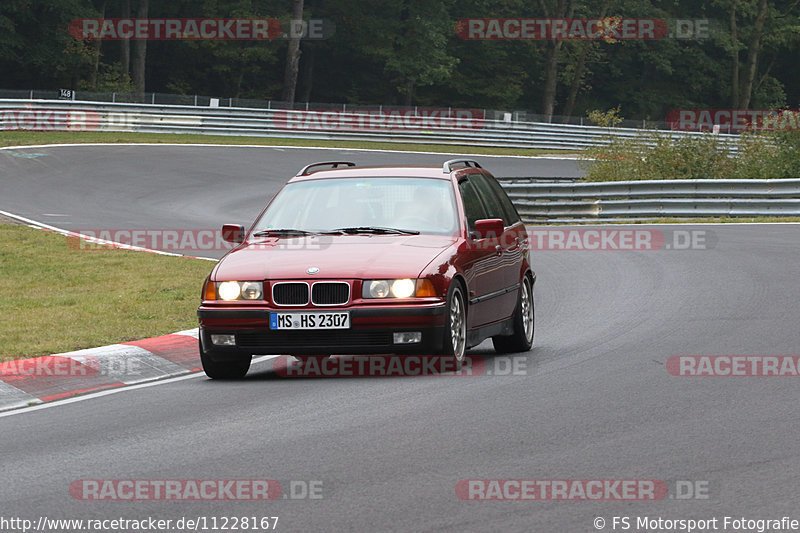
[198,159,535,378]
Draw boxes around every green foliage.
[0,0,799,115]
[580,127,800,181]
[80,63,135,93]
[587,106,624,128]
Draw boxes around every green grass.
[0,131,560,157]
[0,224,213,360]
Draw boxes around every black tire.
[492,274,534,354]
[441,282,467,364]
[200,340,251,379]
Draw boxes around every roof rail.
[297,161,356,176]
[442,159,482,173]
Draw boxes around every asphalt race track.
[0,145,582,254]
[2,145,800,532]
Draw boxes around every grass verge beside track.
[0,224,212,360]
[0,131,559,157]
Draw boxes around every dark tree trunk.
[121,0,130,82]
[89,1,106,90]
[541,42,561,121]
[132,0,148,97]
[563,0,608,120]
[298,43,314,103]
[730,2,739,108]
[539,0,571,122]
[282,0,305,104]
[740,0,768,109]
[562,42,587,120]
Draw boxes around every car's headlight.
[218,281,242,300]
[362,279,436,299]
[205,281,264,301]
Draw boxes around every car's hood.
[214,234,458,280]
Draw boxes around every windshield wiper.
[330,226,420,235]
[251,228,316,237]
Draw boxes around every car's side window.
[458,179,487,232]
[469,174,509,226]
[482,175,522,225]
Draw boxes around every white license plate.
[270,312,350,330]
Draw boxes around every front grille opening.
[272,282,309,305]
[312,282,350,305]
[237,330,391,348]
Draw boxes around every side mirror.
[473,218,504,239]
[221,224,245,244]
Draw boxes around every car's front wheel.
[492,274,534,354]
[442,282,467,363]
[200,340,251,379]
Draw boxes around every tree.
[282,0,304,104]
[382,0,459,105]
[132,0,148,95]
[539,0,573,121]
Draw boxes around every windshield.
[252,177,459,236]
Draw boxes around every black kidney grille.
[272,283,309,305]
[312,282,350,305]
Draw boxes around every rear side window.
[469,174,511,225]
[477,174,521,225]
[458,179,487,231]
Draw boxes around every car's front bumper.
[198,303,446,358]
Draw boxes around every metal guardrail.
[3,99,788,221]
[498,178,800,221]
[0,99,740,152]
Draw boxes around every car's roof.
[289,165,456,182]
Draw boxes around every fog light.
[211,334,236,346]
[393,332,422,344]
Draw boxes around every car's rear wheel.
[442,283,467,364]
[492,274,534,354]
[200,340,251,379]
